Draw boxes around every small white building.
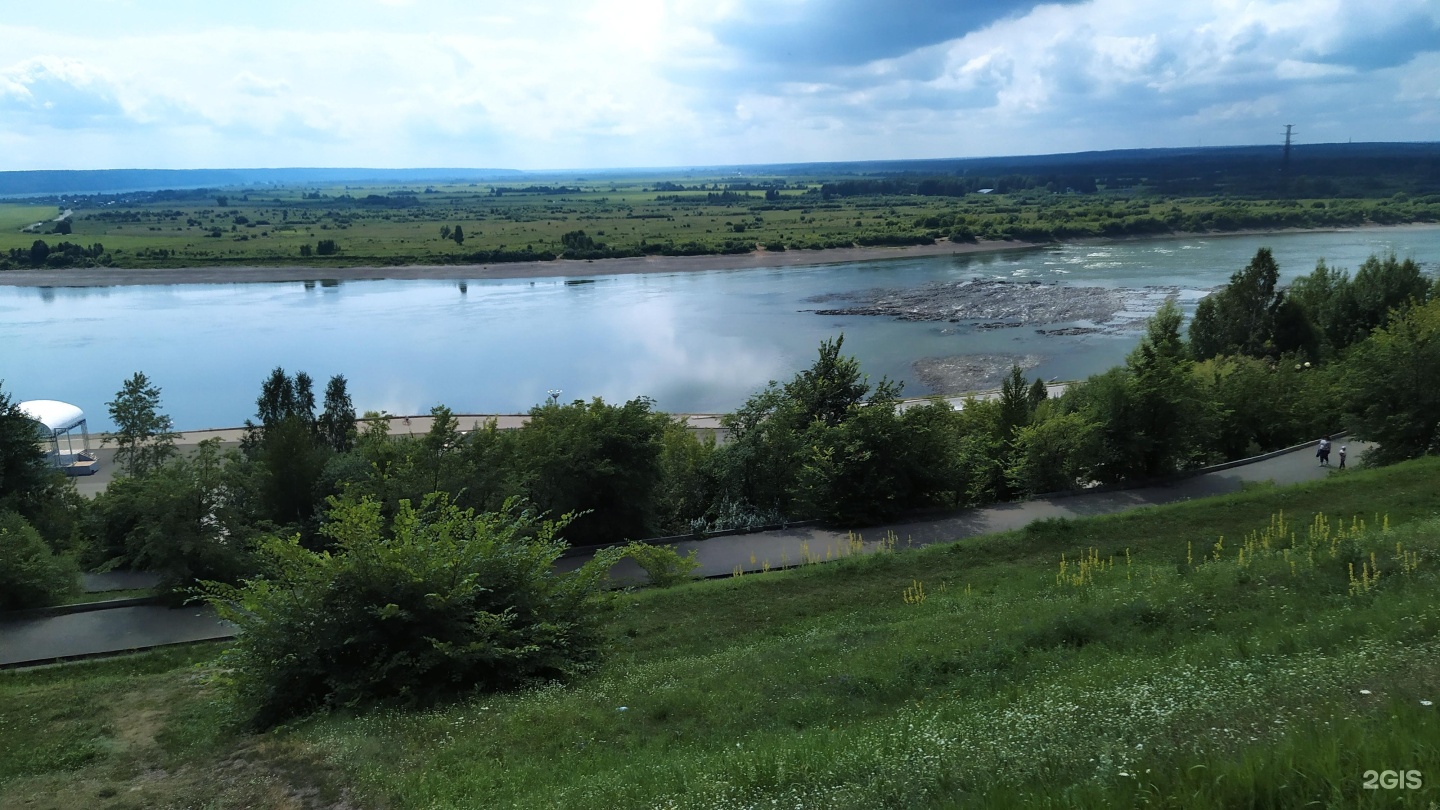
[18,399,98,475]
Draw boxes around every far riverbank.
[0,239,1035,287]
[8,223,1434,288]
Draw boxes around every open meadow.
[4,171,1439,273]
[4,456,1438,808]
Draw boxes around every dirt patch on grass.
[0,669,366,810]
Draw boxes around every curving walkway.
[0,438,1370,667]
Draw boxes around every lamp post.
[546,389,562,406]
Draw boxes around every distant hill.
[0,167,525,196]
[4,142,1438,197]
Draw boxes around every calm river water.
[4,225,1439,432]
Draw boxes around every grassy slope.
[3,459,1440,808]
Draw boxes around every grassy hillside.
[4,458,1440,808]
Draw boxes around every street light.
[546,389,562,405]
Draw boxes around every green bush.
[621,541,700,587]
[199,494,622,729]
[0,511,79,610]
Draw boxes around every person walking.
[1338,445,1347,470]
[1317,437,1330,466]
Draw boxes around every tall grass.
[299,459,1440,808]
[4,458,1439,808]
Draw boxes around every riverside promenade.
[0,436,1367,668]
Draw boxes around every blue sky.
[2,0,1437,171]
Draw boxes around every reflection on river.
[4,226,1439,432]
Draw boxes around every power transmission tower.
[1282,124,1294,173]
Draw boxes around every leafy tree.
[415,405,465,496]
[1007,410,1101,495]
[0,382,71,529]
[258,414,330,533]
[514,397,669,546]
[1080,298,1208,481]
[254,367,298,431]
[653,423,719,536]
[293,372,317,429]
[29,239,49,265]
[199,494,622,729]
[1343,298,1440,464]
[1347,253,1430,342]
[316,239,338,256]
[1286,259,1354,355]
[796,380,916,524]
[1194,355,1339,461]
[782,334,872,428]
[952,398,1012,504]
[997,364,1034,439]
[0,510,78,610]
[897,400,970,508]
[317,374,358,453]
[89,439,253,593]
[716,336,888,518]
[239,368,332,534]
[1027,377,1049,411]
[713,388,805,518]
[106,372,179,477]
[452,225,465,245]
[561,230,597,252]
[1189,247,1285,360]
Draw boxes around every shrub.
[0,511,79,610]
[199,494,623,729]
[621,541,700,587]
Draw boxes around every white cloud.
[0,0,1436,169]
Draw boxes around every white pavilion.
[18,399,98,476]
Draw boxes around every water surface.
[4,226,1438,432]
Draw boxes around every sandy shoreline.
[0,239,1039,287]
[3,223,1433,288]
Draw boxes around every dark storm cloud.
[710,0,1085,69]
[1312,12,1440,70]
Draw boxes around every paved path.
[2,438,1368,667]
[563,437,1373,582]
[0,605,233,666]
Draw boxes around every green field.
[3,457,1439,808]
[4,173,1439,271]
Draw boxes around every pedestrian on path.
[1317,437,1330,466]
[1338,445,1347,469]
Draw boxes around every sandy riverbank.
[0,239,1040,287]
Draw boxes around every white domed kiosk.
[18,399,98,475]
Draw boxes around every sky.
[1,0,1438,171]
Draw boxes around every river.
[4,225,1439,432]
